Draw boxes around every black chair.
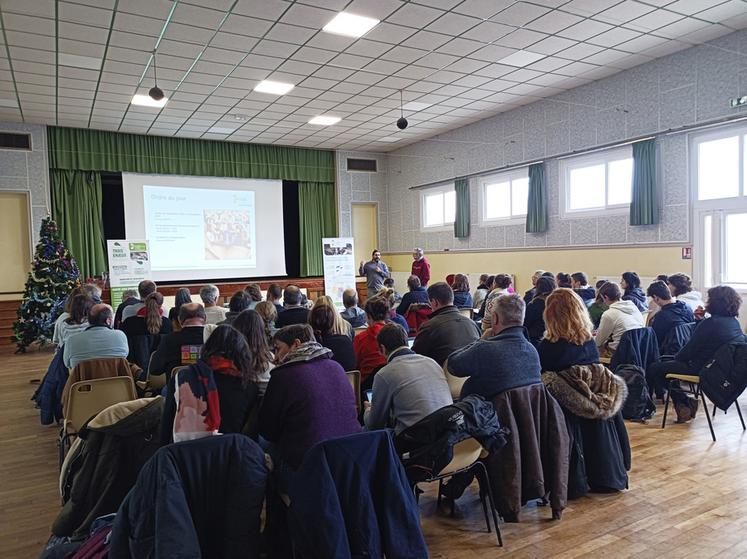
[610,327,660,372]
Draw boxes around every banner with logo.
[107,240,151,308]
[322,237,356,311]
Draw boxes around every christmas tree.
[13,216,81,352]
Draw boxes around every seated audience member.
[646,281,695,347]
[451,274,474,309]
[571,272,595,306]
[668,273,704,312]
[645,274,672,318]
[54,284,100,340]
[148,303,206,377]
[311,295,353,338]
[113,288,139,330]
[309,304,356,371]
[254,301,278,345]
[275,285,309,328]
[244,283,263,310]
[266,283,285,315]
[588,280,609,329]
[121,292,172,368]
[621,271,648,312]
[482,274,513,331]
[523,270,545,304]
[595,282,644,356]
[523,276,556,345]
[396,275,429,316]
[221,291,253,325]
[340,288,366,328]
[231,309,274,397]
[167,288,192,331]
[364,324,452,433]
[412,282,480,366]
[556,273,573,288]
[63,304,129,369]
[538,289,600,371]
[353,297,390,386]
[160,325,261,444]
[648,287,743,420]
[448,293,541,399]
[377,288,410,334]
[260,324,360,471]
[200,284,227,324]
[121,280,157,323]
[473,274,491,311]
[383,277,402,304]
[55,294,94,347]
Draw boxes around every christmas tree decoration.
[13,217,81,352]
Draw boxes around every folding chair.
[458,308,474,320]
[58,376,137,468]
[413,438,502,546]
[345,370,361,412]
[442,359,466,401]
[661,373,746,442]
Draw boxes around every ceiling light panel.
[309,115,341,125]
[131,94,168,108]
[254,80,295,95]
[322,12,380,38]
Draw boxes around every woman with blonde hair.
[254,300,278,345]
[311,295,354,338]
[537,288,600,371]
[374,287,410,334]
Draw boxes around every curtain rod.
[406,111,747,191]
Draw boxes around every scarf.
[204,355,243,378]
[279,341,331,366]
[172,360,222,443]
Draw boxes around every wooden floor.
[2,349,747,558]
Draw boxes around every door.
[0,192,31,300]
[352,203,378,270]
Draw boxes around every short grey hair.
[199,284,219,305]
[413,247,424,255]
[493,293,525,326]
[122,288,138,300]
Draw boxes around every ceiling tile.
[388,4,445,27]
[525,10,584,34]
[557,19,614,41]
[594,1,657,25]
[426,12,482,35]
[435,37,485,57]
[490,2,551,27]
[461,21,515,43]
[587,27,643,48]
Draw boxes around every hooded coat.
[649,300,695,347]
[622,287,648,312]
[542,365,630,498]
[596,300,644,351]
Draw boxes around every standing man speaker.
[359,249,390,298]
[411,248,431,287]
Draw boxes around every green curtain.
[630,138,659,225]
[454,177,470,238]
[50,169,107,279]
[526,162,547,233]
[48,126,335,183]
[298,182,338,277]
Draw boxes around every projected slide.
[143,185,256,271]
[123,173,286,281]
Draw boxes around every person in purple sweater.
[259,324,361,474]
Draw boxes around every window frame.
[690,122,747,210]
[420,182,456,232]
[559,145,634,218]
[478,168,529,226]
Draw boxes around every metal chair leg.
[700,390,716,442]
[437,479,443,507]
[661,384,671,428]
[473,464,491,534]
[713,402,718,418]
[735,398,746,430]
[475,461,502,547]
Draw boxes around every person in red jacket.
[353,297,390,388]
[411,247,431,286]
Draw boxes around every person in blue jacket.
[646,281,694,347]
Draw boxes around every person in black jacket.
[537,288,600,371]
[160,325,259,445]
[646,281,694,347]
[275,285,309,328]
[309,304,356,371]
[647,286,744,422]
[571,272,595,307]
[523,276,556,346]
[121,292,172,371]
[621,271,648,312]
[148,303,206,378]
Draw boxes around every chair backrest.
[642,310,651,326]
[65,377,137,434]
[442,360,466,401]
[458,308,474,320]
[438,437,483,477]
[346,370,361,411]
[610,327,660,372]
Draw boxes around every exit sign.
[730,96,747,108]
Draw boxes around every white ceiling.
[0,0,745,152]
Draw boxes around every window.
[480,169,528,224]
[421,184,455,229]
[560,146,633,216]
[692,123,747,290]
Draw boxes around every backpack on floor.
[699,341,747,411]
[616,364,656,421]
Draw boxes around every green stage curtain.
[526,162,547,233]
[299,182,338,277]
[454,177,470,238]
[51,169,107,279]
[630,138,659,226]
[48,126,335,183]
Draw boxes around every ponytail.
[145,292,164,334]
